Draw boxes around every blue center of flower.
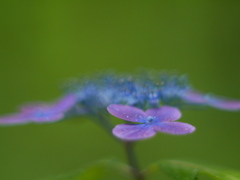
[147,116,154,123]
[35,111,49,118]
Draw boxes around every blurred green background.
[0,1,240,180]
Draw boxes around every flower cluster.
[66,71,240,112]
[0,70,239,140]
[67,72,190,110]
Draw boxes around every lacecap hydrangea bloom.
[0,70,239,140]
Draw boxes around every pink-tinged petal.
[52,94,77,113]
[21,94,77,113]
[31,113,64,122]
[18,94,77,123]
[181,90,207,104]
[154,122,195,135]
[112,124,156,141]
[206,96,240,111]
[107,104,147,123]
[0,113,31,125]
[20,104,50,113]
[0,94,77,125]
[145,106,181,122]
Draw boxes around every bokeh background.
[0,1,240,180]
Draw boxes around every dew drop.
[147,116,154,123]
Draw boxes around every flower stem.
[124,142,145,180]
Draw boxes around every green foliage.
[41,160,132,180]
[146,160,240,180]
[42,159,240,180]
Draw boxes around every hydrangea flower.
[1,70,240,126]
[0,94,77,125]
[107,104,195,141]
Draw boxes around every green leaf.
[40,169,82,180]
[145,160,240,180]
[40,159,132,180]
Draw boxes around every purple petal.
[0,94,77,125]
[154,122,195,135]
[19,106,64,122]
[21,104,51,113]
[21,94,77,113]
[107,104,147,123]
[145,106,181,122]
[112,124,156,141]
[0,112,64,124]
[20,94,77,122]
[30,113,64,122]
[51,94,77,113]
[180,90,207,104]
[206,95,240,111]
[0,113,31,125]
